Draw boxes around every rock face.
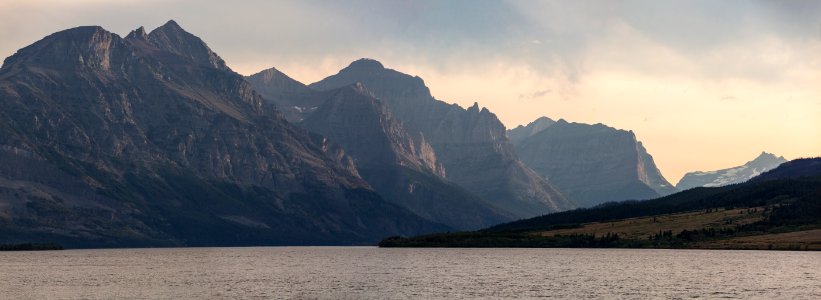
[0,22,447,247]
[309,59,574,217]
[508,116,555,145]
[303,83,444,176]
[677,152,788,190]
[300,83,512,229]
[510,118,676,207]
[245,67,319,122]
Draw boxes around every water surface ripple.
[1,247,819,299]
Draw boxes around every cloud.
[518,89,552,100]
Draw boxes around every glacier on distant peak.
[677,152,787,190]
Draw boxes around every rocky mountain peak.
[346,58,385,72]
[310,59,433,102]
[677,152,788,190]
[246,67,318,121]
[531,116,556,126]
[147,20,230,71]
[468,102,480,112]
[160,19,182,30]
[750,151,786,165]
[250,67,283,82]
[247,67,310,89]
[507,116,556,144]
[1,26,124,72]
[125,26,148,41]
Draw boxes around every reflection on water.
[0,247,819,299]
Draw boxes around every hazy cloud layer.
[1,0,819,181]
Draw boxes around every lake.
[0,247,818,299]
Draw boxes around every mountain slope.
[300,83,513,229]
[381,158,821,249]
[246,67,319,122]
[677,152,787,190]
[0,22,446,247]
[309,59,574,218]
[508,116,555,145]
[750,157,821,182]
[510,118,676,207]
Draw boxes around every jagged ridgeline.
[248,67,519,230]
[677,152,788,190]
[299,83,515,230]
[249,59,576,225]
[509,117,677,207]
[307,59,576,217]
[0,21,448,247]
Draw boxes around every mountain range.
[0,21,446,247]
[249,60,577,224]
[1,21,803,248]
[676,152,787,190]
[298,83,513,230]
[509,117,677,207]
[307,59,575,217]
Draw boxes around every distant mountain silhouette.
[677,152,787,190]
[309,59,575,218]
[246,67,318,122]
[0,22,446,247]
[509,118,676,207]
[508,116,556,145]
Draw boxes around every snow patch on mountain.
[677,152,787,190]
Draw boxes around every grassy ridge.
[380,176,821,250]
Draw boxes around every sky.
[1,0,819,183]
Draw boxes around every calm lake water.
[0,247,819,299]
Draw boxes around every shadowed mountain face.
[0,22,447,247]
[245,67,318,122]
[300,84,513,229]
[309,59,574,218]
[141,21,230,71]
[508,117,555,145]
[510,118,677,208]
[677,152,788,190]
[750,157,821,182]
[302,83,444,176]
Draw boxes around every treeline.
[489,176,821,233]
[379,232,626,248]
[0,242,64,251]
[378,172,821,249]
